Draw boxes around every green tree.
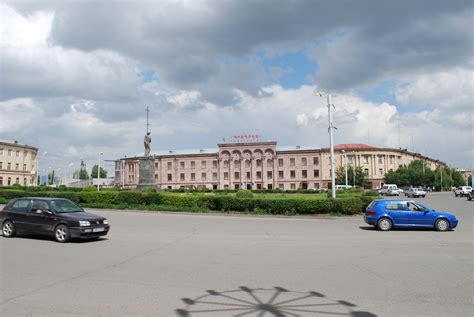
[384,160,435,187]
[75,169,89,180]
[335,166,369,187]
[48,170,55,185]
[91,164,107,178]
[450,169,465,187]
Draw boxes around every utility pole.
[440,166,443,192]
[316,91,337,198]
[342,149,348,187]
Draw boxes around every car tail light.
[369,209,376,216]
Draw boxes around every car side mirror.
[43,209,53,215]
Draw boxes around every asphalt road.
[0,192,472,317]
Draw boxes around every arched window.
[24,178,27,186]
[16,177,20,184]
[8,177,11,185]
[0,176,3,185]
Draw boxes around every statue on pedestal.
[144,131,151,157]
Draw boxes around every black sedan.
[1,197,110,242]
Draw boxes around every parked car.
[454,186,472,197]
[379,184,401,196]
[468,189,474,201]
[1,197,110,243]
[364,199,458,231]
[405,187,427,198]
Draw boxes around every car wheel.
[377,218,392,231]
[55,224,71,243]
[435,219,449,232]
[2,220,17,238]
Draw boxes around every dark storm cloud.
[4,0,473,97]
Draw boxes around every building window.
[212,172,218,181]
[0,148,3,156]
[314,183,320,189]
[246,171,251,180]
[379,168,383,175]
[24,151,28,158]
[363,156,369,164]
[191,173,196,181]
[212,160,218,168]
[155,174,158,181]
[256,159,262,167]
[364,168,369,175]
[389,156,394,164]
[302,170,307,178]
[201,161,206,168]
[378,156,383,164]
[234,160,240,168]
[8,150,12,156]
[15,163,19,170]
[245,160,251,168]
[256,171,262,179]
[279,183,284,190]
[302,157,307,166]
[191,161,196,169]
[201,173,206,181]
[290,183,296,190]
[15,177,20,184]
[0,162,2,169]
[180,173,185,181]
[223,160,229,168]
[180,161,185,169]
[224,172,229,180]
[278,171,284,179]
[348,156,354,164]
[267,171,272,179]
[313,157,319,165]
[290,170,296,179]
[224,184,229,189]
[278,158,283,167]
[8,177,11,185]
[16,150,20,157]
[167,162,172,170]
[23,164,26,171]
[0,176,2,185]
[267,159,272,167]
[290,158,295,166]
[234,172,240,180]
[314,169,320,178]
[155,163,158,169]
[167,174,172,181]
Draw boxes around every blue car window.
[386,202,405,210]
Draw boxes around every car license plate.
[93,228,105,232]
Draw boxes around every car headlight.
[79,221,90,227]
[103,219,109,225]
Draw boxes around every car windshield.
[50,200,84,213]
[413,201,429,211]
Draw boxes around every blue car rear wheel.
[377,218,392,231]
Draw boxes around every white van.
[336,185,352,190]
[379,184,400,196]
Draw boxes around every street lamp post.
[98,152,103,191]
[352,150,356,187]
[317,92,336,199]
[342,149,348,187]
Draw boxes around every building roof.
[322,143,375,151]
[0,139,38,151]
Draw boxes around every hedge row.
[0,190,375,215]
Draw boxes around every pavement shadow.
[175,286,377,316]
[7,234,108,243]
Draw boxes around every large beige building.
[0,140,38,187]
[115,141,441,190]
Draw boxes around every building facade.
[0,140,38,187]
[115,142,441,190]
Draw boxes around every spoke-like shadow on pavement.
[175,286,377,316]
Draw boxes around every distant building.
[0,140,38,186]
[456,168,472,186]
[115,141,442,190]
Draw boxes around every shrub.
[235,190,254,199]
[82,185,97,192]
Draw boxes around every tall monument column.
[138,106,156,189]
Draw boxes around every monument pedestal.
[137,157,156,189]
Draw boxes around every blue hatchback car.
[364,199,458,231]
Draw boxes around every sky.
[1,0,473,177]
